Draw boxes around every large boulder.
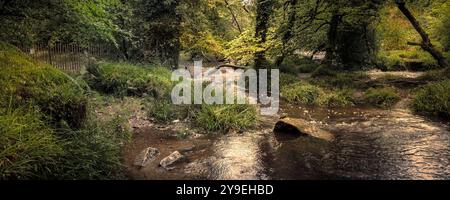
[274,118,334,141]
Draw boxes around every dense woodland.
[1,0,449,180]
[1,0,449,69]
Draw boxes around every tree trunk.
[224,0,242,33]
[324,12,342,68]
[254,0,275,70]
[275,0,298,67]
[395,0,449,68]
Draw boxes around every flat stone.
[178,146,196,154]
[274,118,334,141]
[160,151,185,170]
[134,147,160,167]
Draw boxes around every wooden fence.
[17,43,123,72]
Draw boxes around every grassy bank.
[412,80,450,119]
[0,42,130,179]
[280,72,401,109]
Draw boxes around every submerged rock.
[134,147,160,167]
[274,118,334,141]
[160,151,185,170]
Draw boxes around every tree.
[0,0,120,46]
[120,0,181,66]
[254,0,275,70]
[274,0,297,67]
[395,0,449,68]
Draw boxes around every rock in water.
[160,151,185,170]
[134,147,160,167]
[274,118,334,141]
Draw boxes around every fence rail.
[17,43,123,72]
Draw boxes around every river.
[124,68,450,180]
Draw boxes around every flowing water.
[125,68,450,180]
[126,101,449,180]
[263,102,450,180]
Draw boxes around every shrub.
[280,73,300,88]
[282,82,324,105]
[0,42,87,128]
[85,62,173,98]
[148,99,191,123]
[280,57,319,74]
[195,104,258,132]
[0,107,62,180]
[364,87,400,108]
[311,65,337,77]
[318,89,355,108]
[411,80,450,118]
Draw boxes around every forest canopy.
[0,0,449,70]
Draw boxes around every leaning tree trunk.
[224,0,242,33]
[395,0,449,69]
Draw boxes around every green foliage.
[430,1,450,51]
[179,0,253,61]
[282,82,324,105]
[376,2,450,71]
[0,42,128,179]
[195,104,258,132]
[55,114,130,180]
[0,0,121,46]
[279,73,300,88]
[85,62,172,98]
[311,65,338,77]
[223,30,265,66]
[311,71,369,89]
[411,80,450,118]
[282,80,355,108]
[148,99,191,123]
[0,42,87,128]
[328,72,370,89]
[364,87,401,108]
[376,5,420,51]
[280,57,319,74]
[318,89,355,108]
[377,50,442,71]
[0,107,62,180]
[419,69,450,81]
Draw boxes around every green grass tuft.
[0,107,62,180]
[282,82,324,105]
[195,104,258,132]
[318,89,355,108]
[363,87,400,108]
[411,80,450,119]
